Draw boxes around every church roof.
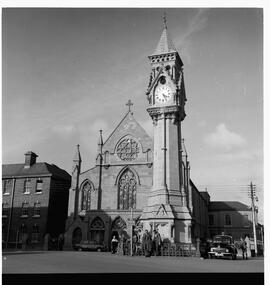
[102,109,152,153]
[209,201,251,212]
[152,26,177,55]
[2,162,71,181]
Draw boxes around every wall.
[2,176,51,248]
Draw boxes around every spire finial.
[126,99,133,113]
[98,130,103,146]
[163,12,167,29]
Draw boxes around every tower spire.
[163,12,167,29]
[152,14,176,55]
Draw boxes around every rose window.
[116,138,139,161]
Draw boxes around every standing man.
[142,230,152,257]
[240,237,248,260]
[153,229,162,256]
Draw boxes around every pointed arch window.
[90,217,105,244]
[81,181,93,211]
[118,169,137,210]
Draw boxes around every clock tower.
[140,16,192,243]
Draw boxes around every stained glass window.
[81,181,92,211]
[116,138,139,161]
[118,169,137,210]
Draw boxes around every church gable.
[102,111,153,165]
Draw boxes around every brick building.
[208,201,263,241]
[2,151,71,249]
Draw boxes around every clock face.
[155,85,173,104]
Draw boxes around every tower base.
[140,203,193,243]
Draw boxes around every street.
[2,251,264,273]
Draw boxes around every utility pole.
[97,130,103,210]
[130,207,133,256]
[249,182,258,257]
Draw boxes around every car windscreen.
[213,237,231,244]
[212,242,229,247]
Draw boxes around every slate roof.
[2,162,70,181]
[153,27,177,55]
[209,201,251,211]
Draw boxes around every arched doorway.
[72,227,82,249]
[90,217,105,244]
[111,216,128,240]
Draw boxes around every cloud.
[174,8,210,63]
[204,123,247,150]
[52,124,76,136]
[215,150,255,161]
[197,120,207,127]
[77,119,110,164]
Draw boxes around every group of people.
[110,228,163,257]
[142,229,162,257]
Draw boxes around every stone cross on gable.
[126,99,133,112]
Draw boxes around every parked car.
[208,234,237,260]
[74,240,107,252]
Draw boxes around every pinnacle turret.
[73,144,81,163]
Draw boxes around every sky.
[2,7,264,222]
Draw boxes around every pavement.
[2,250,264,273]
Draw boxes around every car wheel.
[78,248,82,251]
[97,248,101,252]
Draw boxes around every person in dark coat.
[240,237,248,260]
[142,230,152,257]
[152,229,162,256]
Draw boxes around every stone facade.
[65,111,154,249]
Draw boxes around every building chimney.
[24,151,38,168]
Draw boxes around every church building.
[64,18,210,250]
